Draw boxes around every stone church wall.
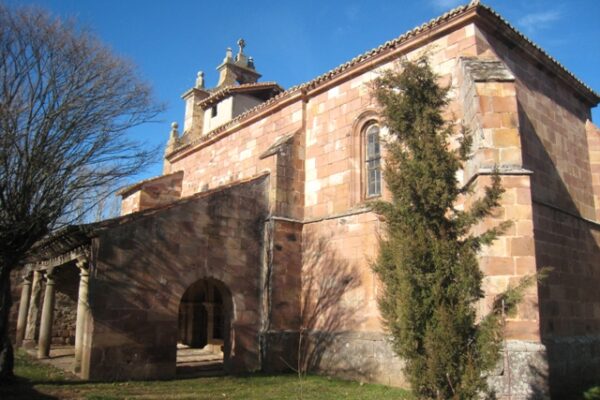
[83,176,271,380]
[170,101,304,201]
[8,6,599,398]
[476,22,600,398]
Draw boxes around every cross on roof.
[237,38,246,54]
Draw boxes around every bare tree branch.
[0,4,164,380]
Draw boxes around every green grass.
[1,350,413,400]
[585,386,600,400]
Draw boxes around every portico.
[16,244,92,376]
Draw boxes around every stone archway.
[176,278,233,376]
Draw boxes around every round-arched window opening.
[364,123,381,198]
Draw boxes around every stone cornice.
[26,245,90,270]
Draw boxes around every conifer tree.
[372,57,520,399]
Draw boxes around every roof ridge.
[171,2,473,154]
[476,3,598,99]
[170,0,598,156]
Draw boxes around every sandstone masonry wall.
[476,22,600,397]
[84,176,270,380]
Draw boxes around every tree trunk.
[0,263,15,382]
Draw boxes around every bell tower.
[216,38,261,87]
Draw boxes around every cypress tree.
[371,57,522,399]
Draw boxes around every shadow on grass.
[5,352,413,400]
[0,376,59,400]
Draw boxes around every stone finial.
[469,0,480,6]
[248,57,255,70]
[195,71,205,89]
[166,122,179,154]
[223,47,233,63]
[170,122,179,140]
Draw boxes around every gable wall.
[475,22,600,396]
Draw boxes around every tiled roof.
[170,1,599,156]
[197,82,283,109]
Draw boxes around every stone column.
[202,302,216,353]
[15,272,32,346]
[203,302,215,343]
[23,270,42,349]
[74,260,89,372]
[38,268,56,359]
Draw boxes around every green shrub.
[371,57,526,400]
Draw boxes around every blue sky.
[8,0,600,182]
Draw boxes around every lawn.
[1,350,413,400]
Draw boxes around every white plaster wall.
[232,94,263,119]
[203,97,234,134]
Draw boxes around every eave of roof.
[197,82,283,109]
[166,1,598,162]
[26,173,270,264]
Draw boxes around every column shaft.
[15,273,32,346]
[23,271,42,348]
[38,269,56,359]
[203,302,215,342]
[74,265,89,372]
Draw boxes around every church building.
[13,2,600,398]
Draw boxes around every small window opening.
[365,124,381,197]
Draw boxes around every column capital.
[76,255,89,270]
[44,268,56,284]
[76,259,90,274]
[21,271,32,284]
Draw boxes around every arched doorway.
[176,278,232,376]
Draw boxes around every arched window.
[365,123,381,197]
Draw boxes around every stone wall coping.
[117,170,184,197]
[269,206,372,225]
[27,173,270,265]
[462,167,533,188]
[259,132,296,160]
